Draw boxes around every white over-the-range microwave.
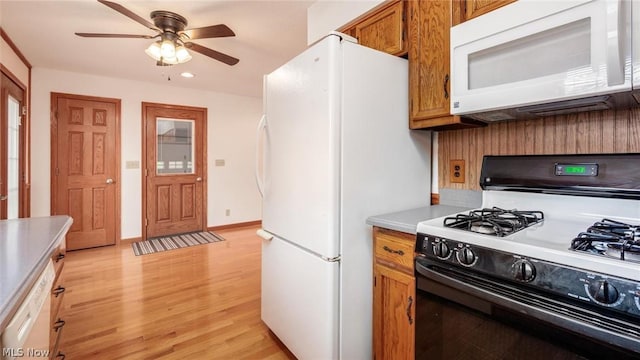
[450,0,639,122]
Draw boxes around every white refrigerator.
[255,33,431,360]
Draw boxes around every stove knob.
[513,260,536,282]
[432,242,450,258]
[588,280,619,305]
[457,247,476,265]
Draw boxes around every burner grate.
[571,218,640,261]
[443,207,544,237]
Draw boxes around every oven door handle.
[414,258,640,353]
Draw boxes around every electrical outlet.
[225,209,230,216]
[450,159,466,183]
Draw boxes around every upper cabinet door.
[465,0,516,22]
[339,0,407,57]
[354,0,406,56]
[408,0,452,126]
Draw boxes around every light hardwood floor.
[60,226,296,359]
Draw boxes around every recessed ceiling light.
[180,72,195,78]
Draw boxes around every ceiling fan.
[75,0,239,66]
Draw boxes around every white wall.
[307,0,384,44]
[0,37,29,85]
[31,68,262,239]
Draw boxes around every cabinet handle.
[56,253,65,262]
[56,352,66,360]
[53,318,66,332]
[406,296,414,325]
[443,74,450,99]
[383,246,405,256]
[53,286,66,297]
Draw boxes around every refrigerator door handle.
[257,228,274,241]
[255,114,267,197]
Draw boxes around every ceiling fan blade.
[182,24,235,40]
[75,32,155,39]
[97,0,159,31]
[185,42,239,66]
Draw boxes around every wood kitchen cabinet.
[339,0,407,57]
[372,227,415,360]
[50,239,66,359]
[454,0,516,25]
[408,0,484,130]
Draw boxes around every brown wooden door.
[142,102,207,239]
[0,72,27,219]
[52,93,120,250]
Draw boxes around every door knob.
[0,195,6,201]
[106,178,115,184]
[196,177,203,182]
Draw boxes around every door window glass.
[156,118,195,174]
[7,95,19,219]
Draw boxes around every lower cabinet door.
[373,263,416,360]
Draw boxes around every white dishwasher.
[1,260,55,360]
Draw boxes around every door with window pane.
[1,72,26,220]
[143,102,206,239]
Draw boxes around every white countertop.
[0,216,73,330]
[366,205,472,234]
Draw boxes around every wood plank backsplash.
[438,107,640,190]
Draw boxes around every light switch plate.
[215,159,225,167]
[126,160,140,169]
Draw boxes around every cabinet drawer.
[374,231,415,272]
[51,271,66,324]
[50,317,65,360]
[51,244,66,276]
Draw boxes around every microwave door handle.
[606,0,625,86]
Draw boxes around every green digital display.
[564,166,586,174]
[555,163,598,176]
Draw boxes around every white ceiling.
[0,0,315,98]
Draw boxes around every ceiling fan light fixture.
[146,39,192,65]
[77,2,238,66]
[160,38,176,58]
[161,55,179,65]
[144,41,162,61]
[175,46,192,63]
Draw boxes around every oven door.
[415,257,640,360]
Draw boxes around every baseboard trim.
[121,221,262,243]
[120,236,142,244]
[209,220,262,231]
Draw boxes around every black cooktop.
[443,207,544,237]
[571,218,640,261]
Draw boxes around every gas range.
[417,190,640,281]
[415,154,640,354]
